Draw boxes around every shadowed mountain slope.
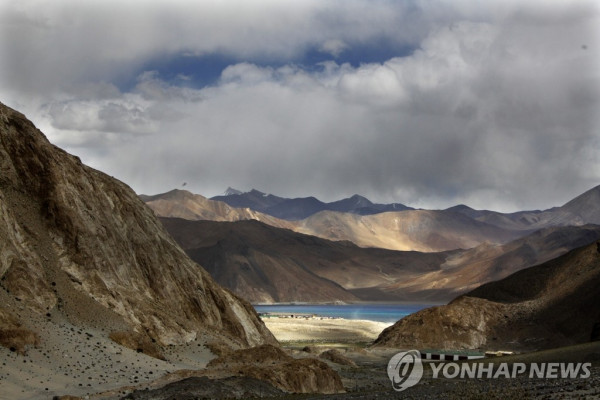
[379,225,600,301]
[158,218,448,303]
[374,241,600,351]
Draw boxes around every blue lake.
[253,303,437,323]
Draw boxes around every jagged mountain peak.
[224,186,243,196]
[348,194,372,205]
[209,189,412,220]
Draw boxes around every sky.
[1,0,599,212]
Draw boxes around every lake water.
[253,303,436,323]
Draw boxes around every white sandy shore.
[261,316,392,342]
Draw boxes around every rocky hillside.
[0,101,276,348]
[373,241,600,351]
[379,224,600,301]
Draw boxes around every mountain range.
[146,185,600,253]
[213,185,600,228]
[142,183,600,303]
[374,240,600,351]
[211,188,412,220]
[159,217,600,304]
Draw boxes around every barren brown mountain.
[379,224,600,301]
[143,189,294,229]
[159,217,600,303]
[159,218,448,303]
[373,241,600,351]
[0,102,275,348]
[448,185,600,231]
[145,191,524,252]
[0,102,361,398]
[294,209,523,252]
[146,185,600,254]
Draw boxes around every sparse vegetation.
[0,328,40,355]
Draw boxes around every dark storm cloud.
[1,0,598,211]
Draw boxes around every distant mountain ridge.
[141,189,294,230]
[145,184,600,253]
[211,188,412,220]
[446,184,600,231]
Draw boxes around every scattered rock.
[302,345,319,353]
[241,358,345,394]
[319,349,357,367]
[207,344,292,368]
[109,331,165,360]
[206,344,345,394]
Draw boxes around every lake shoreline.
[253,303,434,324]
[262,316,393,343]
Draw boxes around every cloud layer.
[1,0,599,211]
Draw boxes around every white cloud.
[319,39,349,58]
[1,1,599,211]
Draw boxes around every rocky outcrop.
[374,296,509,349]
[0,101,276,348]
[0,307,40,355]
[374,241,600,351]
[206,344,292,368]
[206,345,344,394]
[319,349,357,367]
[240,358,344,394]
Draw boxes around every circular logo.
[387,350,423,391]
